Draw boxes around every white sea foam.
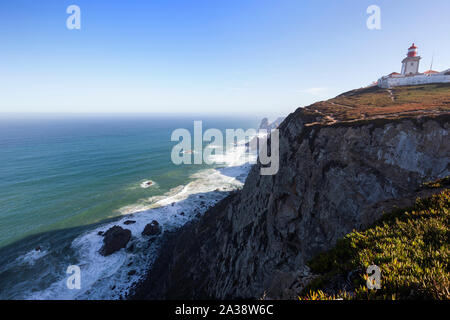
[15,248,49,266]
[140,180,155,189]
[26,137,256,300]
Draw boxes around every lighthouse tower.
[401,43,421,75]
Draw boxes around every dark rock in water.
[128,270,137,276]
[179,211,185,216]
[99,226,131,256]
[111,285,116,290]
[35,246,41,252]
[97,231,104,236]
[142,220,161,236]
[127,261,133,267]
[124,220,136,225]
[142,180,153,187]
[126,243,135,252]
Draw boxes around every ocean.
[0,114,259,299]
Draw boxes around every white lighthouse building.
[378,43,450,88]
[401,43,421,75]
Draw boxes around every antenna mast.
[430,52,434,71]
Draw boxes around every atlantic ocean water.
[0,114,259,299]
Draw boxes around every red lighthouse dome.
[407,43,418,57]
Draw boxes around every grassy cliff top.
[301,83,450,125]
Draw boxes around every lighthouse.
[401,43,421,75]
[378,44,449,88]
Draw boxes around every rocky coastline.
[129,84,450,300]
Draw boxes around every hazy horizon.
[1,0,449,115]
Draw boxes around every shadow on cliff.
[129,190,242,300]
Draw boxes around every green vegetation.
[421,176,450,190]
[334,83,450,109]
[299,178,450,300]
[393,83,450,107]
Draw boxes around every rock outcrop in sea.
[100,226,132,256]
[131,83,450,299]
[259,117,285,131]
[142,220,162,237]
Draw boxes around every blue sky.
[0,0,449,116]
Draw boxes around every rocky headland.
[131,83,450,300]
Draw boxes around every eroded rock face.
[132,112,450,300]
[99,226,131,256]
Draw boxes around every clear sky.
[0,0,449,116]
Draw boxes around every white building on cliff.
[378,43,450,88]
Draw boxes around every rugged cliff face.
[132,84,450,300]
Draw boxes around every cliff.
[131,83,450,299]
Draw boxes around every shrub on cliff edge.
[300,179,449,300]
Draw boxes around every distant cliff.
[259,117,285,131]
[131,83,450,299]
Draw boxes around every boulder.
[99,226,131,256]
[124,220,136,225]
[142,220,162,236]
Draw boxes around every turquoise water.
[0,114,258,299]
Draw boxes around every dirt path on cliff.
[387,89,395,101]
